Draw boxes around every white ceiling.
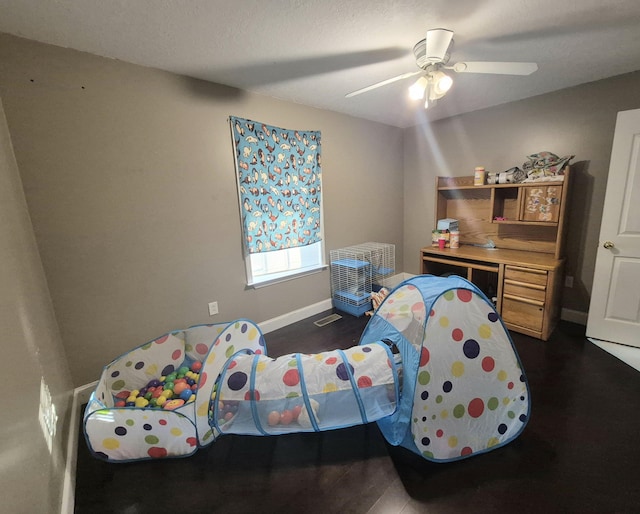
[1,0,640,128]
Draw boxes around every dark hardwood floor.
[74,311,640,513]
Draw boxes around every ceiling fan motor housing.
[413,38,452,69]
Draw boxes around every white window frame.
[245,239,327,288]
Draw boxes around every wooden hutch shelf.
[422,168,570,341]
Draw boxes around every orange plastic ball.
[267,411,280,426]
[280,410,293,425]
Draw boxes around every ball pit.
[113,362,201,410]
[83,319,267,462]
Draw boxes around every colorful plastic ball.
[280,410,293,425]
[267,411,281,426]
[156,396,167,407]
[191,361,202,372]
[179,389,193,401]
[134,397,149,408]
[125,401,135,407]
[147,379,161,388]
[115,400,126,407]
[292,405,302,420]
[115,391,131,400]
[163,399,185,410]
[161,390,173,399]
[179,366,190,375]
[173,382,189,395]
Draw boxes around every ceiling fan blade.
[345,70,422,98]
[452,61,538,75]
[213,47,409,88]
[426,28,454,62]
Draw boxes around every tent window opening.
[230,117,325,287]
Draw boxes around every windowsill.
[247,264,328,289]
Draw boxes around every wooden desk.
[421,245,564,341]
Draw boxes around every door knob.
[603,241,615,249]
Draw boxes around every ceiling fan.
[345,28,538,108]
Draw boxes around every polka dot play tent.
[83,320,266,462]
[83,275,529,463]
[359,275,530,462]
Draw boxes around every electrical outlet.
[565,276,574,288]
[208,301,219,316]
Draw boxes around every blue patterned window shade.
[230,116,322,254]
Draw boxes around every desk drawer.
[502,295,544,332]
[504,265,548,286]
[503,279,546,302]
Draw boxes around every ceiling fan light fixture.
[345,27,538,111]
[409,76,428,100]
[432,70,453,96]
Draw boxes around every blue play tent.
[359,275,530,461]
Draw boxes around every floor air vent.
[314,313,343,327]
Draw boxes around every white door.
[587,108,640,346]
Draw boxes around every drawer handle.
[504,279,546,291]
[503,293,544,307]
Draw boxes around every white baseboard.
[257,273,414,334]
[561,308,588,325]
[60,381,97,514]
[258,298,333,334]
[380,272,415,290]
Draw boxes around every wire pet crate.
[353,242,395,290]
[330,243,395,316]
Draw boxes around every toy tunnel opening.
[212,341,401,435]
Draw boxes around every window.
[246,240,326,287]
[230,116,325,288]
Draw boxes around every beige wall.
[0,98,73,512]
[403,71,640,313]
[3,28,640,393]
[0,34,404,387]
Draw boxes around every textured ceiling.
[1,0,639,127]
